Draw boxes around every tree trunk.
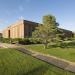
[44,40,48,49]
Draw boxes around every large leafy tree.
[32,15,59,48]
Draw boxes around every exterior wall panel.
[3,20,24,38]
[24,20,38,37]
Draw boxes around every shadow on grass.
[20,65,67,75]
[24,65,49,75]
[48,45,75,49]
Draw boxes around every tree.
[32,15,59,49]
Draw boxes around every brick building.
[2,19,74,38]
[3,20,38,38]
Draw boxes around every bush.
[18,38,42,45]
[1,38,42,45]
[11,38,22,44]
[59,41,75,48]
[47,40,75,48]
[1,38,11,43]
[48,42,57,48]
[29,38,42,44]
[18,38,31,44]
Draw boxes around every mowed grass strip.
[0,48,74,75]
[24,44,75,62]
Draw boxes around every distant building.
[2,19,74,38]
[58,28,74,38]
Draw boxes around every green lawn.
[24,44,75,62]
[0,48,74,75]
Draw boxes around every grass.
[24,44,75,62]
[0,48,75,75]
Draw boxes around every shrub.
[18,38,31,44]
[1,38,42,45]
[29,38,42,44]
[47,40,75,48]
[18,38,42,45]
[59,41,75,48]
[1,38,11,43]
[11,38,22,44]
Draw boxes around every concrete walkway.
[0,43,75,73]
[0,43,18,48]
[16,48,75,73]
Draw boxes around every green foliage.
[0,38,21,44]
[18,38,31,44]
[43,15,58,33]
[60,41,75,48]
[1,38,11,43]
[1,38,42,45]
[32,14,59,48]
[11,38,22,44]
[13,38,42,44]
[29,38,42,44]
[47,40,75,48]
[24,44,75,62]
[73,33,75,40]
[0,48,74,75]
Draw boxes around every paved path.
[0,43,18,48]
[0,43,75,73]
[16,48,75,73]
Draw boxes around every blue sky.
[0,0,75,32]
